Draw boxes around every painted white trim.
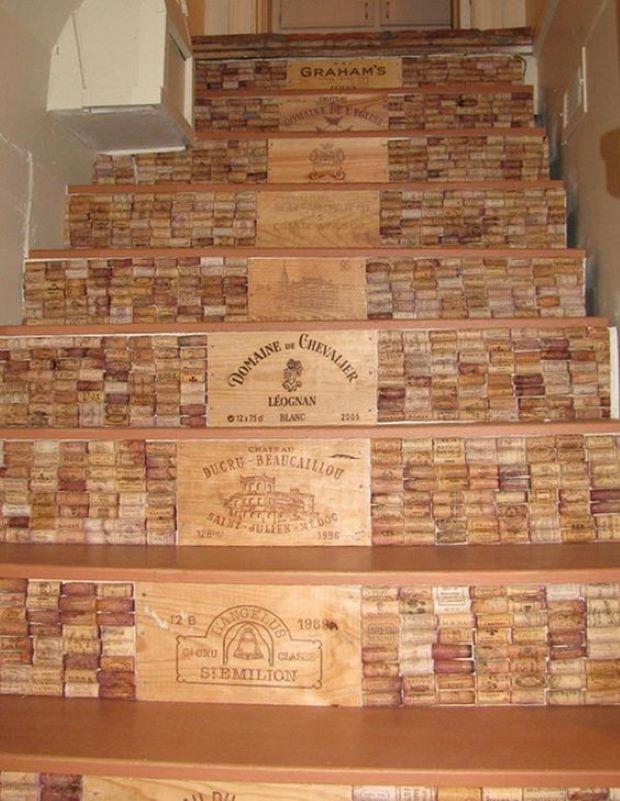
[458,0,471,28]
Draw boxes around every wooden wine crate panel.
[135,583,362,706]
[267,138,389,183]
[84,776,350,801]
[207,330,377,428]
[256,190,380,248]
[91,134,548,186]
[176,439,371,546]
[195,89,534,133]
[278,95,390,132]
[286,57,403,90]
[246,258,367,321]
[23,253,585,327]
[195,54,524,92]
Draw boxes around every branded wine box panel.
[6,775,619,801]
[137,584,361,706]
[178,439,370,546]
[207,330,377,427]
[3,578,620,706]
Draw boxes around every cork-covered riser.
[194,87,534,133]
[192,28,534,59]
[0,324,612,428]
[3,432,620,547]
[91,133,550,185]
[195,53,525,92]
[2,777,619,801]
[0,775,618,801]
[2,578,620,707]
[23,253,584,326]
[64,184,566,250]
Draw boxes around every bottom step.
[1,698,620,785]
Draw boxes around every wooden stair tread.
[3,542,620,585]
[195,126,547,140]
[195,82,529,99]
[0,316,606,337]
[1,698,618,783]
[28,246,586,260]
[2,420,620,440]
[192,28,533,59]
[68,179,563,195]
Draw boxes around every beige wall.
[187,0,264,35]
[526,0,548,29]
[536,0,620,322]
[0,1,93,324]
[469,0,526,29]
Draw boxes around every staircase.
[1,25,620,799]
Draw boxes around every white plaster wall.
[0,0,93,324]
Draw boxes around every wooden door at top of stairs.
[274,0,453,32]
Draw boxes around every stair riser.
[0,326,611,429]
[194,90,534,133]
[196,54,525,92]
[1,776,618,801]
[92,135,549,185]
[23,254,585,326]
[2,432,620,547]
[65,187,566,249]
[2,578,620,706]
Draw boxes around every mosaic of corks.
[65,191,257,248]
[90,134,548,186]
[379,187,566,248]
[377,327,611,423]
[23,257,248,326]
[3,433,620,548]
[387,135,549,182]
[195,54,524,91]
[194,90,534,132]
[371,433,620,545]
[0,784,617,801]
[0,335,208,428]
[65,187,565,249]
[362,582,620,706]
[92,141,269,185]
[0,578,136,699]
[0,773,83,800]
[366,255,585,320]
[351,794,620,801]
[0,441,176,545]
